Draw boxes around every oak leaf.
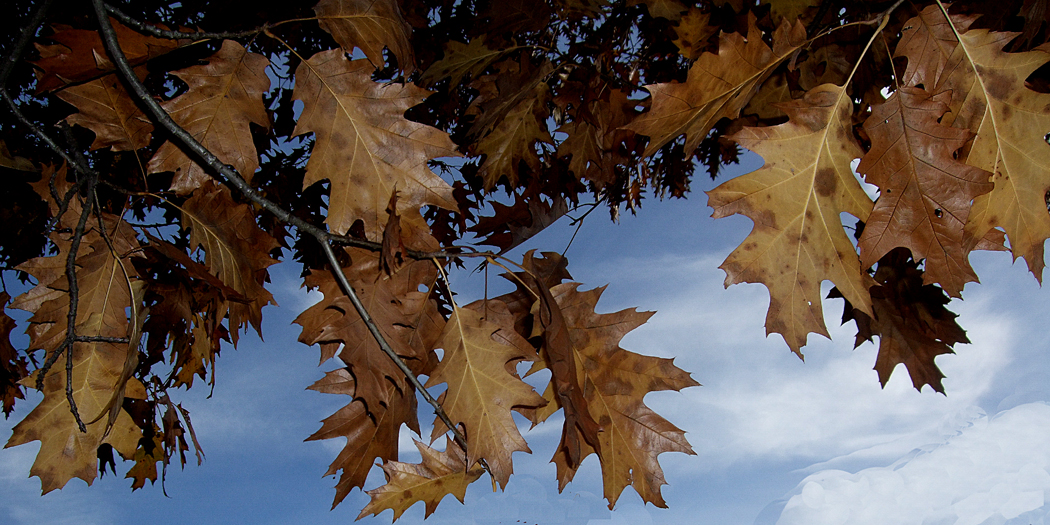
[556,83,637,187]
[481,251,600,470]
[708,84,874,355]
[473,81,554,189]
[0,293,28,417]
[0,139,35,172]
[467,56,555,189]
[941,30,1050,279]
[625,15,807,157]
[148,41,270,194]
[293,50,457,238]
[314,0,415,71]
[534,284,698,508]
[57,67,152,152]
[628,0,688,21]
[893,4,977,91]
[832,249,967,393]
[857,87,993,297]
[672,9,716,61]
[359,437,484,520]
[126,432,164,490]
[766,0,818,24]
[180,183,279,343]
[424,304,546,488]
[471,194,569,255]
[306,371,420,508]
[295,250,443,405]
[419,36,504,88]
[32,19,182,92]
[5,205,143,492]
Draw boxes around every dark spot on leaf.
[934,208,943,218]
[814,168,837,197]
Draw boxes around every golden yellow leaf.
[708,84,874,355]
[424,305,546,488]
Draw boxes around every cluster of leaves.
[1,0,1050,518]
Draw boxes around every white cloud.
[775,402,1050,525]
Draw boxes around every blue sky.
[5,151,1050,524]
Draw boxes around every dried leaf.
[424,305,546,488]
[181,183,279,342]
[293,50,457,238]
[942,30,1050,279]
[541,284,698,508]
[314,0,415,71]
[359,437,484,520]
[420,36,504,88]
[32,19,182,92]
[628,0,688,21]
[0,293,28,417]
[625,16,807,157]
[58,67,152,152]
[708,84,874,355]
[832,249,967,393]
[148,41,270,194]
[672,9,716,61]
[857,87,993,296]
[0,140,35,172]
[5,211,143,493]
[295,250,443,404]
[306,380,419,508]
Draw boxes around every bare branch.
[103,2,272,41]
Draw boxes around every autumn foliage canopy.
[1,0,1049,518]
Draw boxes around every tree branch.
[103,2,273,41]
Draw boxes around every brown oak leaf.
[831,249,967,393]
[295,250,443,405]
[419,36,505,88]
[293,50,457,238]
[535,284,698,509]
[57,67,152,151]
[893,4,978,91]
[628,0,688,21]
[148,40,270,194]
[359,437,484,520]
[314,0,415,71]
[941,30,1050,280]
[0,293,28,417]
[306,374,420,508]
[708,84,874,355]
[672,8,717,61]
[180,183,279,343]
[625,15,807,157]
[5,210,143,492]
[32,19,183,93]
[857,87,993,297]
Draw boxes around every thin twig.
[0,0,54,90]
[104,3,277,41]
